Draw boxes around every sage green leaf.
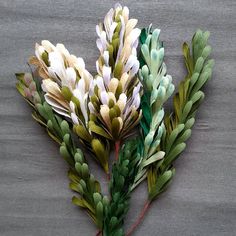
[176,129,192,144]
[89,122,112,139]
[60,145,74,166]
[142,151,165,168]
[190,91,204,104]
[164,143,186,169]
[111,118,121,140]
[75,124,92,142]
[166,124,184,154]
[149,169,175,200]
[181,101,193,122]
[185,117,195,129]
[60,120,70,135]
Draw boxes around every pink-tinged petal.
[89,80,96,96]
[100,91,109,105]
[71,113,79,124]
[114,3,122,12]
[96,38,103,53]
[24,88,31,98]
[130,60,140,77]
[104,8,114,36]
[132,94,141,108]
[88,102,96,113]
[116,16,125,63]
[133,83,142,97]
[101,31,108,49]
[102,66,111,86]
[96,24,102,37]
[132,39,139,50]
[124,55,136,72]
[95,76,106,92]
[24,73,33,86]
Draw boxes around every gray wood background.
[0,0,235,235]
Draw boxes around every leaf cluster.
[147,29,214,200]
[103,139,141,236]
[15,72,105,229]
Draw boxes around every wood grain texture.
[0,0,236,235]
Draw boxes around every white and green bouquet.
[16,3,214,236]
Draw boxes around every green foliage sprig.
[15,72,106,230]
[132,26,175,190]
[148,29,214,200]
[126,29,214,235]
[103,139,141,236]
[160,29,214,172]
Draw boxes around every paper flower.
[30,40,93,126]
[89,4,142,142]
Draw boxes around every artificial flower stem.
[126,200,151,236]
[115,140,121,161]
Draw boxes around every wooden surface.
[0,0,236,235]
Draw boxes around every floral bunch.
[16,3,214,236]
